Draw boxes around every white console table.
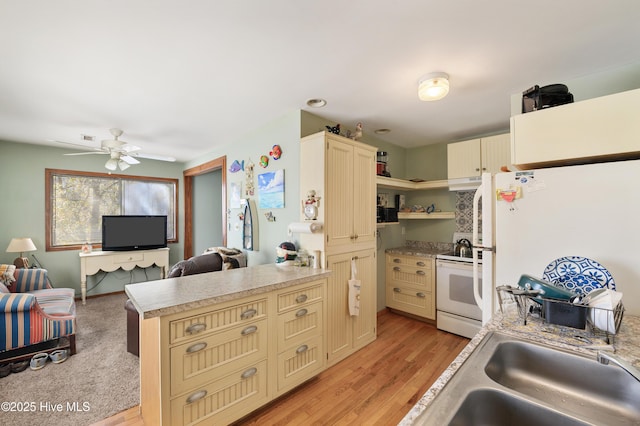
[79,247,170,304]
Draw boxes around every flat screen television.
[102,215,167,251]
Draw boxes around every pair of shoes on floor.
[0,360,31,378]
[30,349,68,371]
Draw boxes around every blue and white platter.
[542,256,615,295]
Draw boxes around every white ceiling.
[1,1,640,162]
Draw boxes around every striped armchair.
[0,268,77,355]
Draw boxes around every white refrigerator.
[473,159,640,322]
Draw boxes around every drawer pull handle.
[186,390,207,404]
[241,367,258,379]
[393,258,401,263]
[417,292,426,298]
[186,342,207,353]
[416,261,425,267]
[241,325,258,336]
[185,323,206,334]
[296,308,308,318]
[241,308,258,319]
[295,294,308,303]
[296,344,309,354]
[393,287,401,293]
[416,270,426,275]
[393,266,401,271]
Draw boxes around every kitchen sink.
[415,332,640,426]
[485,340,640,425]
[449,389,590,426]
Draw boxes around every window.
[46,169,178,251]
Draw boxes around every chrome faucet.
[597,352,640,382]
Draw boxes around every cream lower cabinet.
[325,249,377,366]
[385,254,435,320]
[140,279,327,425]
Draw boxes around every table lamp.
[6,237,37,268]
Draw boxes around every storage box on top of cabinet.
[385,254,436,320]
[510,88,640,169]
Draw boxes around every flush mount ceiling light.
[306,98,327,108]
[374,128,391,135]
[418,72,450,101]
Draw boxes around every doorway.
[183,156,227,259]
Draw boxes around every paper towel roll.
[288,222,323,235]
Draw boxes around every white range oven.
[436,232,483,339]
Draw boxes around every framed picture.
[230,182,241,208]
[258,169,285,209]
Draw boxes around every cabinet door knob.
[475,168,480,171]
[393,266,401,272]
[186,342,207,353]
[185,323,207,334]
[295,308,308,318]
[393,287,401,293]
[296,344,309,354]
[241,325,258,336]
[240,308,258,319]
[241,367,258,379]
[186,390,207,404]
[416,270,426,276]
[416,292,426,298]
[295,294,308,303]
[416,261,425,267]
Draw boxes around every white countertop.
[125,263,331,319]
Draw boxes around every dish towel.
[348,258,361,316]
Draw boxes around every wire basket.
[536,297,624,344]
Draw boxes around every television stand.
[79,247,170,305]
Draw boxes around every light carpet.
[1,292,139,426]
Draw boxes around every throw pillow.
[0,264,16,287]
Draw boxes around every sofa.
[0,266,77,358]
[125,248,246,356]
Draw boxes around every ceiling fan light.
[118,160,130,171]
[418,72,450,101]
[105,158,118,171]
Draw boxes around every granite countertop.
[399,307,640,425]
[386,240,452,258]
[125,263,331,319]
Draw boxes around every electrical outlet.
[401,226,405,235]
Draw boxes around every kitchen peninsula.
[126,264,331,426]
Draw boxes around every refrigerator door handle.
[472,182,484,308]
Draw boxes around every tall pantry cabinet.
[299,131,377,366]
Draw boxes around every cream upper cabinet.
[510,88,640,169]
[325,136,376,248]
[300,131,377,252]
[447,133,511,179]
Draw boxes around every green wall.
[0,140,185,298]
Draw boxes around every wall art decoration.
[230,182,241,208]
[259,155,269,168]
[258,169,285,209]
[245,159,255,196]
[269,144,282,160]
[229,159,244,173]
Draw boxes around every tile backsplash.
[455,190,482,232]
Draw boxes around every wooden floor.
[91,310,469,426]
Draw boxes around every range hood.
[448,176,482,191]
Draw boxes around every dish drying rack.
[496,285,625,344]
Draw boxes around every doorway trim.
[183,156,227,259]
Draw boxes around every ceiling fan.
[57,128,176,171]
